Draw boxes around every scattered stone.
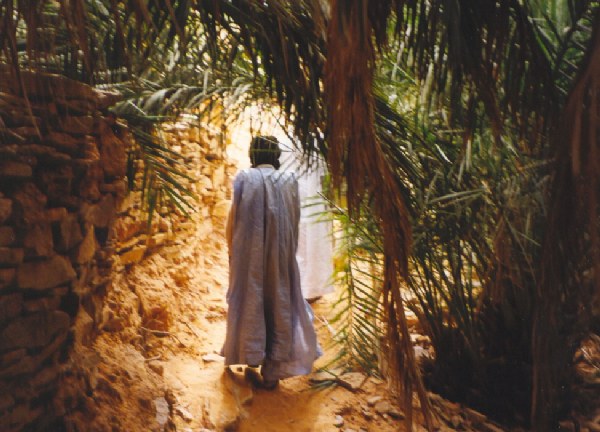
[450,414,462,428]
[310,368,343,383]
[147,361,165,376]
[367,395,383,407]
[373,400,393,416]
[335,405,352,416]
[102,316,124,332]
[154,397,170,428]
[388,408,405,420]
[175,405,194,422]
[120,246,145,265]
[479,423,507,432]
[368,376,384,385]
[362,408,373,420]
[464,407,488,425]
[333,415,344,428]
[202,353,224,363]
[338,372,367,392]
[212,200,231,218]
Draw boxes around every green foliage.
[328,199,385,376]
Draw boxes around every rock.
[12,182,47,223]
[388,408,405,419]
[119,246,146,266]
[0,227,15,246]
[75,227,97,264]
[450,414,462,428]
[46,131,81,154]
[0,310,70,350]
[23,223,54,257]
[464,407,488,425]
[0,161,32,178]
[212,165,225,188]
[98,120,127,177]
[0,293,22,324]
[39,165,74,204]
[362,408,373,420]
[367,395,383,407]
[202,353,224,363]
[17,255,76,290]
[60,116,95,135]
[57,213,83,252]
[23,296,60,313]
[309,368,341,383]
[72,309,95,346]
[480,423,507,432]
[374,400,393,416]
[175,405,194,422]
[79,166,103,203]
[0,247,24,266]
[0,348,26,367]
[30,366,59,390]
[148,360,165,376]
[212,199,231,218]
[338,372,367,392]
[0,198,12,223]
[102,316,125,332]
[80,193,115,229]
[0,393,15,412]
[334,415,344,428]
[0,268,16,289]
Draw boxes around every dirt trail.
[65,123,409,432]
[74,203,406,432]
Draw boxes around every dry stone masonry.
[0,67,126,431]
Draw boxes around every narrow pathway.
[65,131,405,431]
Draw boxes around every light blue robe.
[223,166,321,381]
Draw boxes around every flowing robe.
[223,166,321,380]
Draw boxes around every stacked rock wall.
[0,68,126,431]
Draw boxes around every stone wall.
[0,69,126,431]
